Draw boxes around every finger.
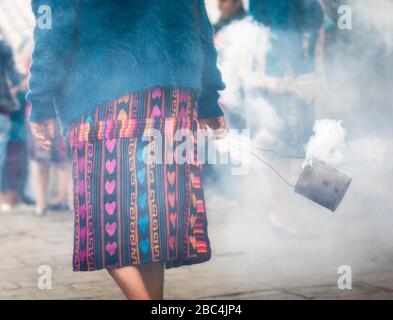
[37,140,52,152]
[33,132,48,142]
[213,128,228,140]
[217,132,228,140]
[222,121,229,132]
[46,121,55,140]
[211,123,222,130]
[35,135,52,146]
[217,122,229,133]
[42,145,52,151]
[30,126,46,139]
[199,120,208,130]
[29,124,40,134]
[199,121,210,138]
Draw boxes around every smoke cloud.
[304,119,347,168]
[205,0,393,285]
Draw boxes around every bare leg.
[1,191,19,208]
[33,161,50,214]
[67,164,74,210]
[49,164,70,205]
[108,263,165,300]
[8,191,20,206]
[0,193,9,211]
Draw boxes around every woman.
[28,0,227,300]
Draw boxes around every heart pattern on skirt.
[105,222,117,237]
[77,181,85,196]
[79,204,86,219]
[152,87,162,99]
[78,157,85,173]
[167,171,176,186]
[138,215,149,232]
[105,180,116,195]
[105,201,116,215]
[169,212,177,228]
[139,239,149,254]
[105,241,118,256]
[168,192,175,208]
[71,87,210,271]
[79,250,86,262]
[105,139,116,153]
[151,105,161,118]
[106,159,116,175]
[80,227,87,242]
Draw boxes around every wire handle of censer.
[232,138,352,212]
[233,137,305,187]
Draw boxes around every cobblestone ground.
[1,191,393,300]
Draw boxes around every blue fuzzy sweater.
[27,0,225,129]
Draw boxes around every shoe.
[0,203,11,213]
[21,194,36,206]
[34,208,48,217]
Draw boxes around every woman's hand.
[199,116,229,140]
[29,119,56,151]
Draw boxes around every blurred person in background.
[249,0,324,236]
[203,0,248,187]
[0,63,29,211]
[9,38,72,217]
[214,0,247,33]
[214,0,250,130]
[28,116,71,216]
[0,34,23,211]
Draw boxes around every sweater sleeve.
[27,0,78,122]
[196,0,226,119]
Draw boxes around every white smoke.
[351,0,393,51]
[216,17,270,117]
[204,1,393,292]
[216,17,291,154]
[304,119,347,168]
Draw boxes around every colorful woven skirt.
[68,87,211,271]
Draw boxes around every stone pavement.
[1,191,393,300]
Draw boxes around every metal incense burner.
[242,141,352,212]
[294,158,352,212]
